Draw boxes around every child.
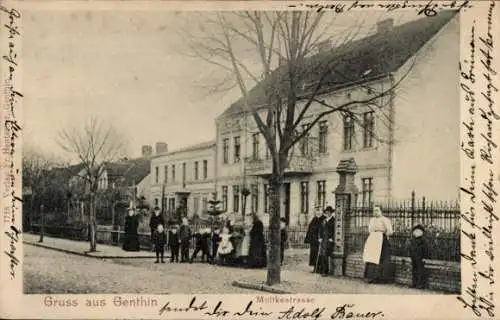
[211,227,222,264]
[168,224,181,263]
[409,224,429,289]
[216,227,233,265]
[280,217,288,266]
[153,224,167,263]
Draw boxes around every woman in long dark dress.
[123,208,140,252]
[304,209,325,272]
[363,206,393,283]
[247,214,267,268]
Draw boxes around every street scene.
[22,9,461,295]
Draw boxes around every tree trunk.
[266,174,282,285]
[39,204,45,243]
[89,194,97,251]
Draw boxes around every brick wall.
[345,253,461,293]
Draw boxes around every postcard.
[0,0,498,319]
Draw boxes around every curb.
[231,280,293,294]
[24,241,162,259]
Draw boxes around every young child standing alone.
[168,224,181,263]
[153,224,167,263]
[409,224,429,289]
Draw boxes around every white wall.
[392,16,460,202]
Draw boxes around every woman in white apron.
[363,206,393,283]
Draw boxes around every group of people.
[305,205,430,289]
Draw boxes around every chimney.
[141,145,153,158]
[155,142,168,155]
[317,40,331,54]
[376,18,394,34]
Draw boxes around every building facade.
[150,141,216,219]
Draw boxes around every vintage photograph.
[21,8,461,296]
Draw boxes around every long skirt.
[364,235,392,283]
[309,242,319,267]
[248,238,267,268]
[123,234,140,251]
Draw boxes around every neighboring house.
[150,141,216,219]
[214,12,459,227]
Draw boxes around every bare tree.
[57,117,126,251]
[182,11,414,285]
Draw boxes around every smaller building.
[150,140,216,221]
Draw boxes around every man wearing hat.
[149,206,165,251]
[409,224,429,289]
[317,206,336,276]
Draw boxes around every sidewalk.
[232,270,441,294]
[23,233,156,259]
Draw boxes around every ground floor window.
[221,186,228,212]
[300,181,309,213]
[263,184,269,213]
[251,184,259,213]
[361,177,374,207]
[317,180,326,210]
[193,196,199,215]
[233,185,240,212]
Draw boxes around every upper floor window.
[182,163,186,187]
[361,177,373,207]
[363,111,375,148]
[155,166,159,184]
[317,180,326,210]
[233,185,240,212]
[221,186,228,212]
[318,120,328,154]
[172,164,176,182]
[194,161,199,180]
[164,165,168,184]
[234,136,241,163]
[203,160,208,179]
[222,138,229,164]
[300,123,310,156]
[343,115,355,150]
[252,133,260,160]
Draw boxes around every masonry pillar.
[332,158,359,276]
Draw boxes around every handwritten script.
[458,0,498,318]
[288,0,472,16]
[158,297,384,319]
[1,4,23,280]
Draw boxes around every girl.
[217,227,233,265]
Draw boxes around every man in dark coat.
[317,206,336,276]
[410,224,429,289]
[304,208,325,272]
[179,217,192,263]
[149,207,165,250]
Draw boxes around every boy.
[168,224,181,263]
[409,224,429,289]
[153,224,167,263]
[210,227,221,264]
[280,217,288,266]
[191,228,211,263]
[179,217,192,263]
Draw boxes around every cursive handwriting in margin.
[288,0,472,16]
[458,1,498,318]
[1,5,23,280]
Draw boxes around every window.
[182,163,186,187]
[233,185,240,212]
[194,161,199,180]
[300,181,309,213]
[221,186,228,212]
[223,138,229,164]
[300,124,310,156]
[317,180,326,210]
[154,198,159,206]
[172,164,176,182]
[203,160,208,179]
[193,196,199,214]
[363,111,375,148]
[265,146,270,159]
[202,196,208,211]
[264,184,269,213]
[168,198,175,211]
[252,133,260,160]
[361,178,374,207]
[234,136,241,163]
[251,184,259,213]
[164,165,168,184]
[155,167,159,184]
[319,121,328,154]
[343,115,355,150]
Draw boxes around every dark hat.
[324,206,335,213]
[153,206,160,211]
[412,224,425,232]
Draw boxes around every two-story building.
[150,141,216,219]
[214,12,460,227]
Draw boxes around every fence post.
[411,191,415,227]
[333,158,359,276]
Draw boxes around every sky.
[22,9,419,159]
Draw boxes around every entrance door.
[283,183,291,225]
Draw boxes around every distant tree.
[57,117,126,252]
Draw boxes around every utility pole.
[39,204,45,243]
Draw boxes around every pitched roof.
[106,157,151,185]
[219,11,457,118]
[152,140,216,158]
